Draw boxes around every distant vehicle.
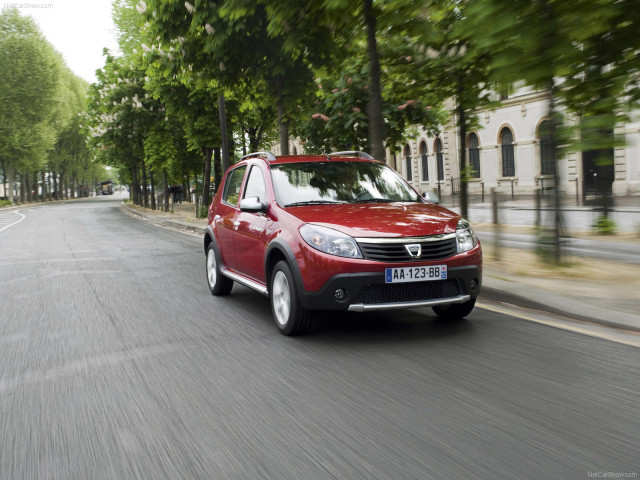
[99,181,113,195]
[204,151,482,335]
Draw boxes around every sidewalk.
[120,200,640,334]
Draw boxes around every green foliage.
[0,9,63,173]
[0,199,12,207]
[197,205,208,219]
[293,58,443,153]
[592,216,617,235]
[0,8,98,201]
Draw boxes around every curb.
[120,203,206,236]
[480,284,640,334]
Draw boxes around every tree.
[87,51,168,207]
[0,9,63,204]
[292,52,443,157]
[417,0,494,220]
[468,0,640,260]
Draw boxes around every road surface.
[0,197,638,479]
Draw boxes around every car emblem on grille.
[404,243,422,258]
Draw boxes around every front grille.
[361,279,460,305]
[357,236,457,262]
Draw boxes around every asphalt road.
[1,197,639,480]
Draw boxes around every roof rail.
[241,151,277,162]
[327,151,374,160]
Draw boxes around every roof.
[240,151,380,165]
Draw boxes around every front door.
[215,165,247,270]
[582,148,613,201]
[233,165,271,284]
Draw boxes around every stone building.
[389,87,640,200]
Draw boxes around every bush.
[0,199,12,207]
[197,205,208,219]
[592,216,617,235]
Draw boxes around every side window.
[223,166,247,206]
[243,166,266,202]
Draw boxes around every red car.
[204,151,482,335]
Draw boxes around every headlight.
[300,224,363,258]
[456,218,478,253]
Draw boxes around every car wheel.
[206,242,233,295]
[432,298,476,320]
[270,261,313,336]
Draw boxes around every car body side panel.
[233,211,271,283]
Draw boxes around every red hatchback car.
[204,151,482,335]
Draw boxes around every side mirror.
[239,196,267,213]
[422,192,440,204]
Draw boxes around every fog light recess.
[470,279,478,292]
[334,289,347,301]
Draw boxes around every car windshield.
[271,161,421,207]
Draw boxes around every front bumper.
[299,265,481,311]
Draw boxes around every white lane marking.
[477,300,640,348]
[0,211,26,233]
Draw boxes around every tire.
[270,261,313,336]
[206,242,233,295]
[432,298,476,320]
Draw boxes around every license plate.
[385,265,447,283]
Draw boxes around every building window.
[501,128,515,177]
[435,138,444,181]
[468,133,480,178]
[404,144,412,181]
[420,141,428,181]
[539,121,554,176]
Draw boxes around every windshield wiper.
[353,198,398,203]
[285,200,347,207]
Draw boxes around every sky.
[8,0,120,84]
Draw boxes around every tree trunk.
[131,165,139,205]
[202,146,212,214]
[242,126,248,156]
[163,169,169,211]
[277,100,289,156]
[41,170,47,201]
[33,171,39,201]
[141,161,148,208]
[364,0,385,161]
[7,165,15,204]
[457,99,468,221]
[20,173,26,203]
[546,82,563,263]
[52,170,58,200]
[1,159,6,201]
[25,172,32,203]
[150,167,156,210]
[213,146,223,192]
[219,93,231,171]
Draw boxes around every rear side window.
[222,166,247,206]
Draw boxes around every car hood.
[286,202,460,238]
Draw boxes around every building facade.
[391,88,640,200]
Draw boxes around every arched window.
[404,144,412,181]
[435,138,444,181]
[501,128,515,177]
[539,121,554,176]
[468,133,480,178]
[420,141,428,181]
